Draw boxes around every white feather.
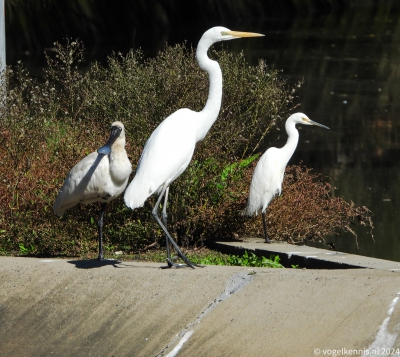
[123,27,264,267]
[124,27,264,210]
[124,109,197,209]
[246,112,329,216]
[53,121,132,216]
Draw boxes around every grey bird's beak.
[97,125,122,155]
[309,119,330,130]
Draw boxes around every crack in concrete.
[155,271,255,357]
[362,292,400,356]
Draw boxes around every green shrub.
[0,39,372,257]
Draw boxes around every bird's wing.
[246,147,286,215]
[53,152,109,215]
[124,109,197,209]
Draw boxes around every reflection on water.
[6,3,400,261]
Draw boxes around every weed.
[220,251,284,268]
[134,249,285,268]
[18,243,35,255]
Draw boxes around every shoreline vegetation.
[0,40,373,258]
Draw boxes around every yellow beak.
[222,30,265,38]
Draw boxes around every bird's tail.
[52,190,69,217]
[244,184,275,217]
[123,177,151,210]
[243,187,262,216]
[240,207,259,217]
[243,202,261,217]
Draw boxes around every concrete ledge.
[206,239,400,271]
[3,257,400,356]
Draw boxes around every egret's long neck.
[195,40,223,142]
[281,119,300,165]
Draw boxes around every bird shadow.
[67,259,132,269]
[67,259,166,269]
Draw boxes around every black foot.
[175,250,203,269]
[97,255,104,261]
[160,256,203,269]
[160,259,191,269]
[264,238,272,244]
[177,254,204,269]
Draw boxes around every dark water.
[6,3,400,262]
[254,10,400,262]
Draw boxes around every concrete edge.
[205,240,400,272]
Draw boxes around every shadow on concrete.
[67,259,129,269]
[67,259,179,270]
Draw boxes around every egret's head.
[201,26,264,45]
[289,112,330,129]
[97,121,126,155]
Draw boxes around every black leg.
[162,187,172,262]
[97,203,107,260]
[262,211,272,243]
[152,185,201,269]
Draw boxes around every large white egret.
[124,26,264,269]
[53,121,132,260]
[245,113,329,243]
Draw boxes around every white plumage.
[124,108,197,210]
[54,121,132,259]
[246,112,329,242]
[246,146,284,216]
[124,26,264,268]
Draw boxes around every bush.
[0,39,372,257]
[242,164,373,244]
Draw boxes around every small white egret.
[245,113,329,243]
[53,121,132,260]
[124,26,264,268]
